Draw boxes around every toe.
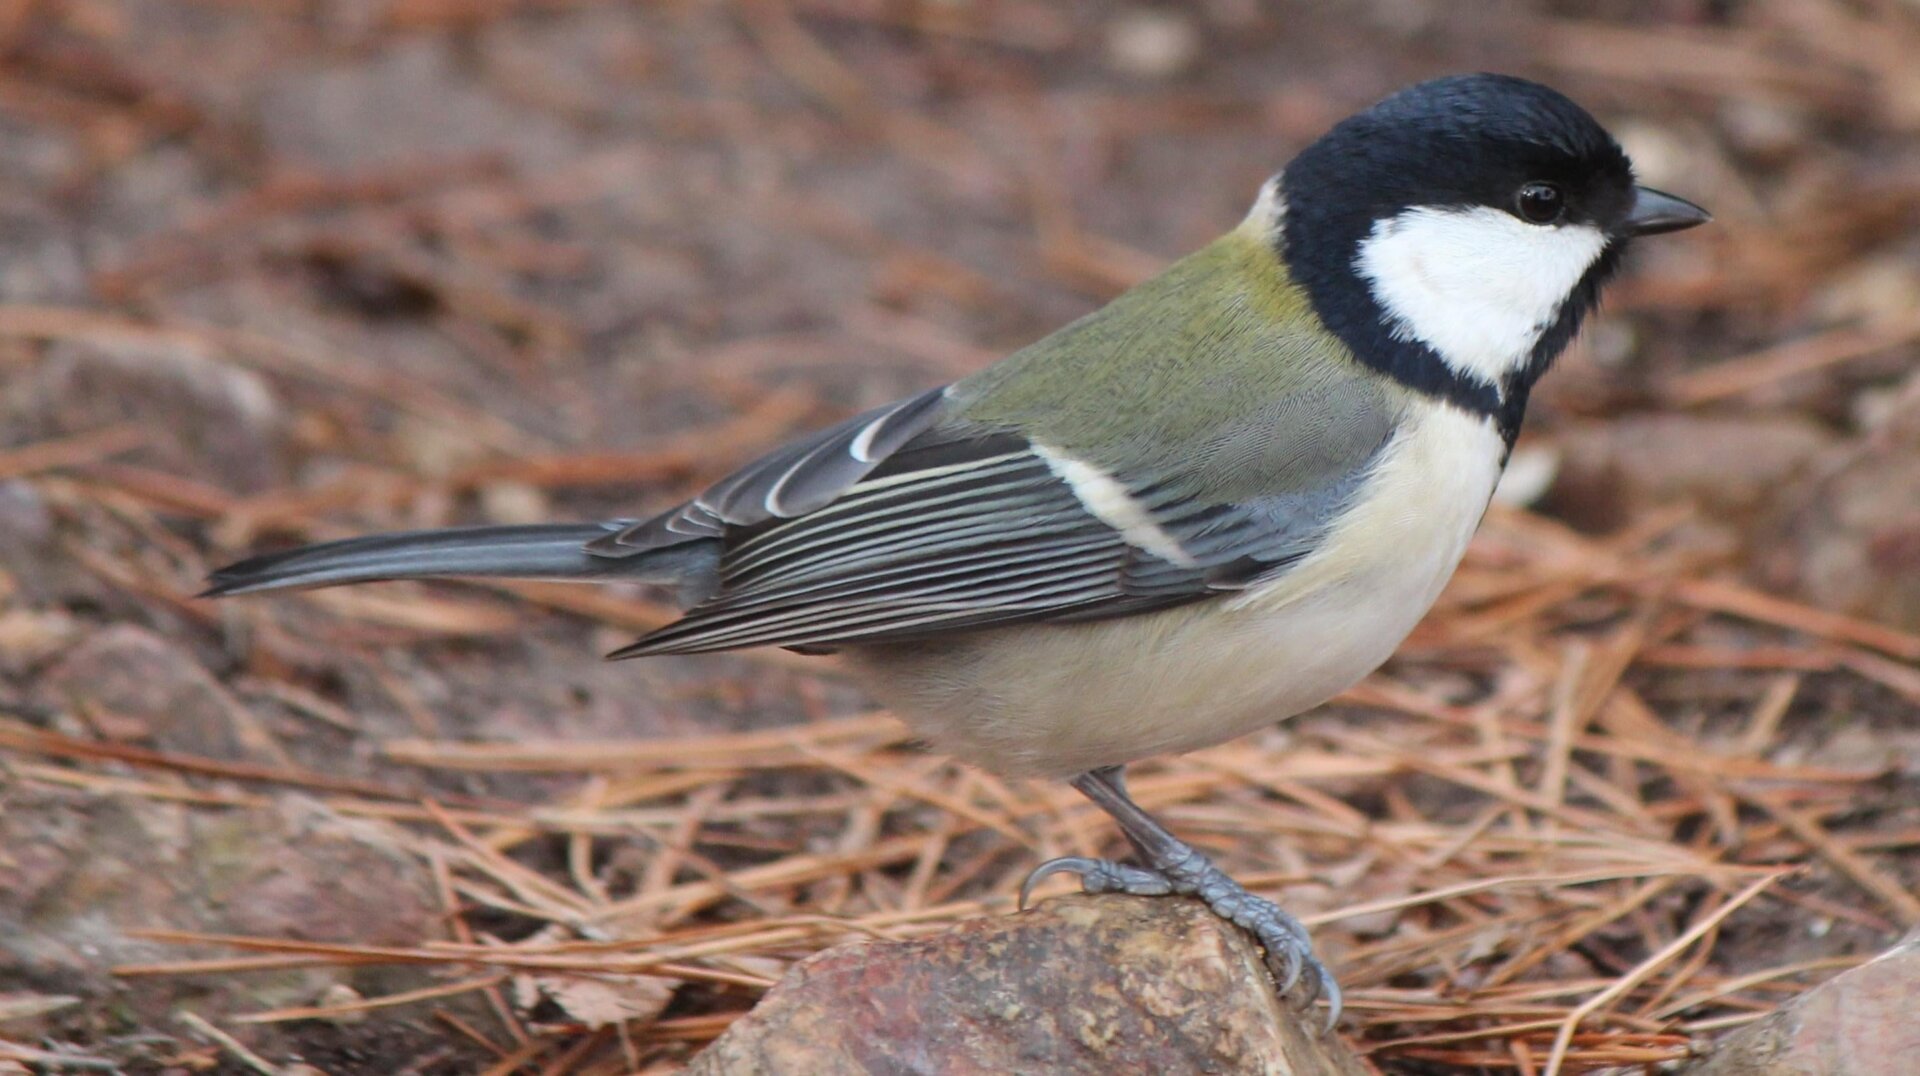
[1019,856,1106,909]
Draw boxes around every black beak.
[1621,185,1711,237]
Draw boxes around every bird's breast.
[1228,401,1505,616]
[845,404,1508,779]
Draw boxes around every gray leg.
[1021,766,1342,1028]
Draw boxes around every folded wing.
[611,399,1391,656]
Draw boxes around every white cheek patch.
[1354,205,1607,388]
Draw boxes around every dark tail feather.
[203,523,710,597]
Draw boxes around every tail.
[203,523,713,597]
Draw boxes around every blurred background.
[0,2,1916,1073]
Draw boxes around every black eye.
[1515,182,1565,224]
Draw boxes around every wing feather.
[614,423,1388,655]
[586,385,949,554]
[585,367,1395,657]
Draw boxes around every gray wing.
[609,400,1393,657]
[588,386,950,554]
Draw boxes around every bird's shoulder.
[946,225,1413,500]
[598,227,1428,655]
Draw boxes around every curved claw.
[1019,855,1105,910]
[1318,972,1344,1033]
[1261,943,1342,1032]
[1271,946,1304,996]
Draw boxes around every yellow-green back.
[952,223,1410,504]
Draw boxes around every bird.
[204,73,1710,1025]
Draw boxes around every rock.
[5,337,286,493]
[1544,413,1839,533]
[37,625,283,763]
[0,479,94,618]
[0,206,88,305]
[1759,385,1920,630]
[0,786,442,1028]
[1717,98,1813,166]
[1105,9,1203,81]
[256,39,579,171]
[0,480,54,548]
[688,895,1374,1076]
[1680,933,1920,1075]
[0,608,84,678]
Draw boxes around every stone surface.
[37,625,283,763]
[1544,413,1840,533]
[0,785,441,1028]
[1681,933,1920,1076]
[256,39,580,171]
[688,895,1375,1076]
[5,337,287,493]
[1758,379,1920,630]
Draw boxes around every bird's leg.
[1021,765,1342,1025]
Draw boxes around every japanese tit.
[206,73,1710,1020]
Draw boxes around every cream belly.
[843,405,1507,779]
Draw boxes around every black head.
[1276,74,1707,442]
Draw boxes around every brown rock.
[0,776,468,1060]
[202,797,440,947]
[689,895,1374,1076]
[1545,414,1839,533]
[5,337,287,493]
[37,625,283,763]
[256,40,579,171]
[0,785,441,1025]
[1681,933,1920,1076]
[1759,390,1920,630]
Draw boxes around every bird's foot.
[1020,848,1341,1028]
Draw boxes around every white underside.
[845,404,1508,778]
